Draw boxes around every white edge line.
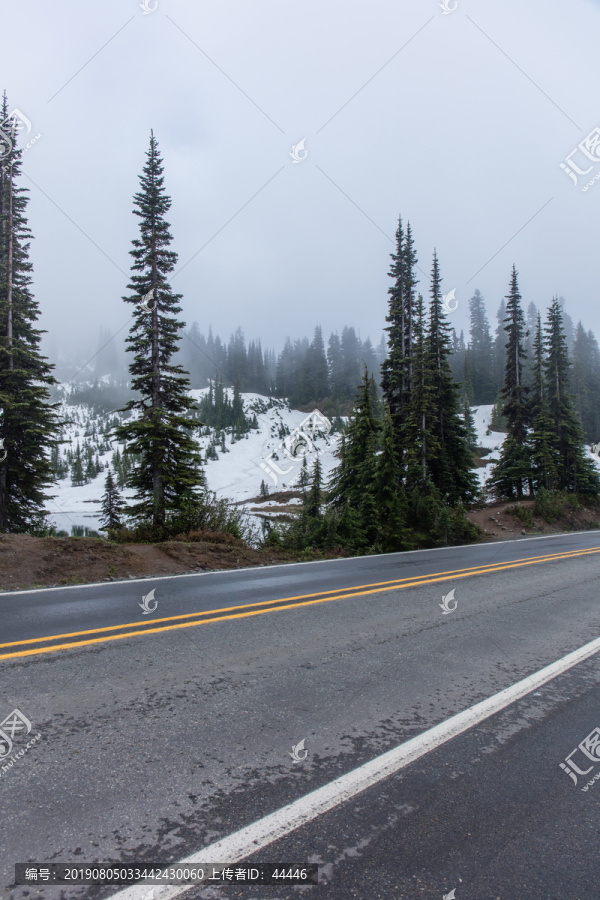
[108,631,600,900]
[0,531,594,598]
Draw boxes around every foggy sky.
[3,0,600,370]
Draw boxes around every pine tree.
[488,267,531,499]
[426,251,479,504]
[328,369,380,545]
[544,298,600,496]
[375,403,406,550]
[468,289,495,404]
[462,399,478,455]
[100,469,125,530]
[71,445,85,487]
[402,292,438,489]
[381,217,418,451]
[114,132,205,530]
[0,92,61,531]
[572,322,600,443]
[528,314,559,493]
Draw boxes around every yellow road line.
[1,545,596,650]
[2,545,599,661]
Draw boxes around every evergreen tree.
[488,267,531,499]
[328,369,380,545]
[572,322,600,443]
[426,251,479,504]
[375,403,406,550]
[468,290,495,404]
[491,298,507,396]
[543,298,600,496]
[528,314,559,493]
[0,92,61,531]
[71,444,85,486]
[114,132,205,529]
[100,469,125,530]
[305,454,323,520]
[298,455,309,493]
[402,292,437,488]
[462,399,478,455]
[381,217,418,449]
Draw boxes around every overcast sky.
[3,0,600,370]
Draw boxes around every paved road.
[1,532,600,899]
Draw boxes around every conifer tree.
[0,92,61,531]
[528,314,559,493]
[488,267,531,499]
[114,132,205,529]
[426,251,479,504]
[468,290,495,404]
[100,469,125,530]
[375,403,406,550]
[402,292,438,488]
[543,298,600,496]
[381,217,418,451]
[328,369,379,545]
[572,323,600,443]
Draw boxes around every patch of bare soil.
[0,532,337,592]
[466,499,600,540]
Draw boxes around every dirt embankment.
[466,499,600,540]
[1,497,598,592]
[0,532,312,592]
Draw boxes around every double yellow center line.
[1,545,599,661]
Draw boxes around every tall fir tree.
[328,368,380,546]
[426,251,479,504]
[381,216,418,454]
[571,322,600,443]
[467,289,495,404]
[527,314,559,493]
[402,291,438,489]
[487,266,531,499]
[100,469,125,530]
[543,298,600,496]
[114,132,205,529]
[375,403,406,550]
[0,92,61,531]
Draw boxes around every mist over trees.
[1,109,600,547]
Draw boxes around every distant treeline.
[448,290,600,443]
[90,292,600,442]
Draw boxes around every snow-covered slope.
[46,388,343,534]
[45,393,600,534]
